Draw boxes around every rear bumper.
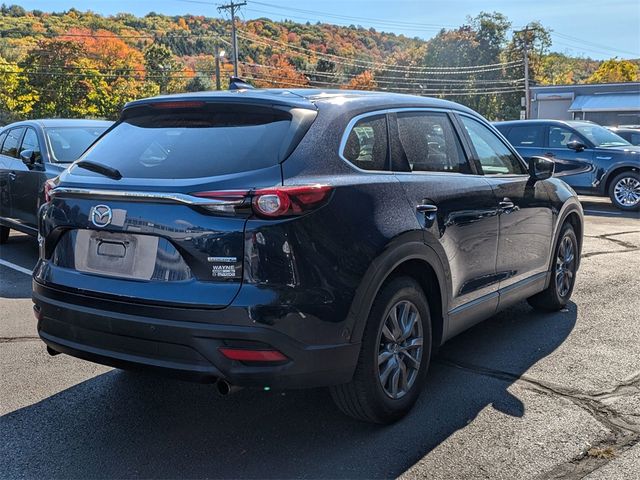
[33,281,360,389]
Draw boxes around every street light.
[215,47,226,91]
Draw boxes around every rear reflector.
[218,348,288,362]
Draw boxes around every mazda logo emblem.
[90,205,112,228]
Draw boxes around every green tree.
[0,55,38,121]
[143,43,184,94]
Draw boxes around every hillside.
[0,4,636,122]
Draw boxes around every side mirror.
[566,140,586,152]
[20,149,35,165]
[528,156,555,181]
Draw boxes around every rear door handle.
[416,204,438,213]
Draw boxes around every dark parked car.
[34,90,583,423]
[607,126,640,146]
[494,120,640,211]
[0,119,112,242]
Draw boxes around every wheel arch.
[347,234,450,349]
[549,200,584,273]
[602,164,639,195]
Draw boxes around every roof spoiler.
[228,76,254,90]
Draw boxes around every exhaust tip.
[216,379,241,396]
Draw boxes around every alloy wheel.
[377,300,423,399]
[555,235,576,298]
[614,176,640,207]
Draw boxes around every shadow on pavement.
[579,198,639,220]
[0,302,577,479]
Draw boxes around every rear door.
[11,127,46,229]
[389,110,500,335]
[458,114,553,292]
[41,100,316,308]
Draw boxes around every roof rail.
[228,76,254,90]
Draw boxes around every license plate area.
[74,230,159,280]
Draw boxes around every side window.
[507,125,544,147]
[342,115,388,171]
[460,116,527,175]
[631,133,640,145]
[0,127,26,159]
[548,126,581,148]
[0,131,7,151]
[20,128,43,162]
[396,112,471,174]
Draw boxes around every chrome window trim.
[338,107,473,175]
[50,187,245,206]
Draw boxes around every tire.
[527,223,578,312]
[0,225,9,244]
[330,276,432,424]
[608,171,640,211]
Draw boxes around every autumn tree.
[587,59,639,84]
[249,54,308,88]
[346,70,377,90]
[21,39,93,118]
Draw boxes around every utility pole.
[521,28,531,119]
[218,1,246,78]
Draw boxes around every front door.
[389,110,500,336]
[544,125,595,192]
[11,127,46,229]
[457,115,554,292]
[0,127,26,223]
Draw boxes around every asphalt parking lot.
[0,196,638,480]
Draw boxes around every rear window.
[46,127,108,163]
[506,125,544,147]
[80,104,295,179]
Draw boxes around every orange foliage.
[249,54,308,88]
[60,28,145,78]
[346,70,377,90]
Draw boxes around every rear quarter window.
[342,115,388,171]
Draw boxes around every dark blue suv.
[34,90,584,423]
[495,120,640,211]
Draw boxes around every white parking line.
[0,258,33,275]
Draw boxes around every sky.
[9,0,640,60]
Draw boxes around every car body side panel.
[484,175,554,289]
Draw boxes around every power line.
[238,31,523,73]
[240,61,524,86]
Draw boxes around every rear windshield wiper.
[74,160,122,180]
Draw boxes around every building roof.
[569,93,640,112]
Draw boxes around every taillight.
[252,185,332,218]
[218,348,288,362]
[44,179,56,203]
[193,185,332,218]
